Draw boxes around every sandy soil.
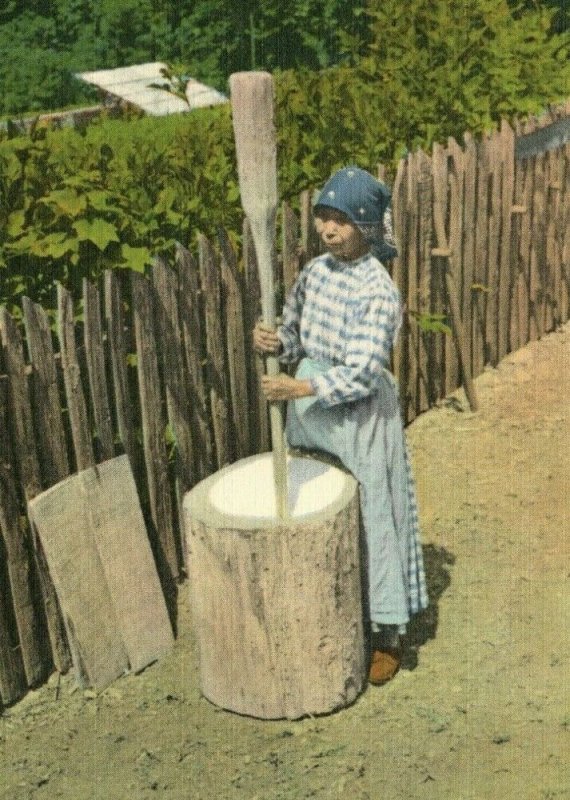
[1,323,569,800]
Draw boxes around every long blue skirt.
[286,359,428,629]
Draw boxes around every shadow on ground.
[401,543,456,671]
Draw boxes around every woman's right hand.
[253,322,282,355]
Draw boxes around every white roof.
[77,62,227,116]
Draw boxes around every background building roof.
[77,62,227,116]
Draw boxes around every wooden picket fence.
[0,106,568,707]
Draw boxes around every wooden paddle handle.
[230,71,288,518]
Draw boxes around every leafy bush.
[0,0,567,315]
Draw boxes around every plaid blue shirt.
[278,252,402,407]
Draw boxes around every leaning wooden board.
[28,455,173,691]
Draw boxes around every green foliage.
[0,108,238,312]
[0,0,567,316]
[0,1,366,115]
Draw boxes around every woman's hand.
[260,373,314,402]
[253,322,282,355]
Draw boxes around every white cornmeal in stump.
[183,452,365,720]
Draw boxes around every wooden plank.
[509,154,525,352]
[545,150,561,330]
[218,228,251,461]
[282,202,300,294]
[0,544,26,706]
[22,297,69,486]
[0,308,42,499]
[529,152,547,340]
[0,376,48,688]
[57,283,94,471]
[29,456,174,691]
[462,133,477,372]
[83,280,114,462]
[558,144,570,320]
[431,141,449,401]
[417,149,432,410]
[243,219,270,452]
[131,271,178,580]
[390,158,407,392]
[29,456,172,689]
[472,135,490,377]
[485,130,501,365]
[406,151,420,421]
[0,309,69,676]
[176,243,214,482]
[518,154,535,346]
[498,120,515,361]
[198,234,233,468]
[103,270,140,481]
[152,256,195,538]
[446,138,463,393]
[431,143,478,412]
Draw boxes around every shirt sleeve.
[308,287,402,407]
[277,269,307,364]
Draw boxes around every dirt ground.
[1,323,568,800]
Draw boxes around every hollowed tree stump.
[183,452,365,719]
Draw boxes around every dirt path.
[1,324,569,800]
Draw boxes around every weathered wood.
[176,243,214,481]
[131,272,178,580]
[472,135,490,376]
[446,138,463,394]
[242,220,270,454]
[103,271,139,478]
[443,265,479,412]
[544,150,558,330]
[0,550,26,706]
[218,229,250,461]
[152,255,195,539]
[391,158,407,391]
[83,279,114,461]
[282,202,301,294]
[198,234,233,469]
[29,455,174,691]
[0,308,43,499]
[462,133,477,374]
[529,152,547,340]
[431,142,449,400]
[509,156,525,352]
[22,297,69,486]
[0,377,48,687]
[184,453,365,719]
[417,149,432,411]
[0,309,70,675]
[406,151,420,421]
[518,154,535,346]
[432,146,478,411]
[498,121,515,361]
[57,283,94,471]
[550,148,565,325]
[557,144,570,320]
[485,131,501,366]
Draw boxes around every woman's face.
[314,207,369,261]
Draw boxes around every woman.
[253,166,428,685]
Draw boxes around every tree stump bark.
[183,453,365,719]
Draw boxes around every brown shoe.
[368,647,401,685]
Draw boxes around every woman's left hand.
[260,373,314,402]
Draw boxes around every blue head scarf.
[314,166,398,261]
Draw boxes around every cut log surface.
[183,453,365,720]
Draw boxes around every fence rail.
[0,107,568,706]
